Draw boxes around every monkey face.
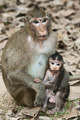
[29,17,50,40]
[49,59,62,72]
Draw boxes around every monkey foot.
[49,96,55,103]
[46,108,57,115]
[34,78,41,83]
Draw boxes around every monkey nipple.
[38,61,42,66]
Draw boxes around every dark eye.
[42,18,47,23]
[57,64,60,66]
[51,62,54,65]
[33,20,39,24]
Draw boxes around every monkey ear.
[62,60,64,65]
[47,14,52,20]
[26,13,32,23]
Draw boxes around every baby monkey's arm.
[43,70,54,89]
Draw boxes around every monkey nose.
[53,67,57,70]
[40,30,48,36]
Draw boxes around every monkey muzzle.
[38,35,48,40]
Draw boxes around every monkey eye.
[42,18,47,23]
[56,63,60,66]
[33,20,39,24]
[51,62,54,65]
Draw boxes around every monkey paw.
[34,83,46,106]
[34,78,41,83]
[34,93,46,106]
[34,96,44,107]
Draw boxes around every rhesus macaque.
[1,6,57,107]
[44,52,70,115]
[34,52,70,115]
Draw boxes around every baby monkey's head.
[48,52,64,72]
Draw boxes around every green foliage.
[53,99,71,118]
[18,105,25,111]
[64,99,71,110]
[39,111,47,116]
[77,116,80,120]
[25,116,29,120]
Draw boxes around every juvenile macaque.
[34,52,70,114]
[1,6,57,107]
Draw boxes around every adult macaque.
[1,6,57,107]
[34,52,70,114]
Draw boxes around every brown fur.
[42,53,70,114]
[1,6,57,107]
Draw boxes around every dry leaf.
[74,38,80,53]
[30,118,35,120]
[69,86,80,101]
[64,54,80,65]
[69,80,80,86]
[0,40,7,50]
[18,107,41,117]
[39,116,51,120]
[6,27,18,37]
[0,23,5,33]
[64,109,80,119]
[53,10,75,17]
[6,117,21,120]
[0,35,8,42]
[64,64,76,74]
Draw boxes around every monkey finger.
[37,79,41,82]
[34,92,45,106]
[34,78,41,83]
[34,78,39,82]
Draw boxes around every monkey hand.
[34,78,41,83]
[34,83,46,106]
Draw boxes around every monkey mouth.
[52,70,58,73]
[38,35,48,39]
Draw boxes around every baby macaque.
[34,52,70,115]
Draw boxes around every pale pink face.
[30,17,49,40]
[49,59,62,71]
